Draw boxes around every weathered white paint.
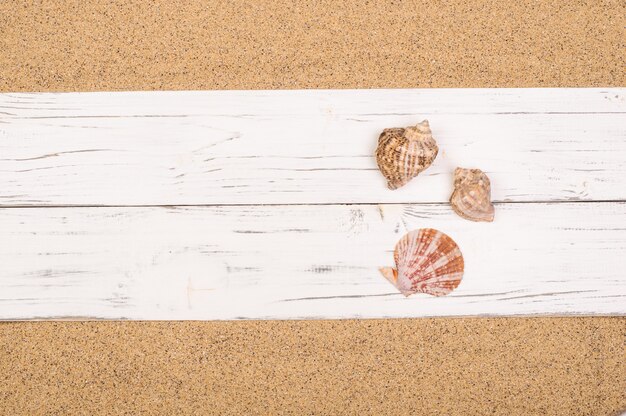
[1,202,624,320]
[1,88,624,320]
[1,88,625,206]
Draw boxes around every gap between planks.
[2,200,626,209]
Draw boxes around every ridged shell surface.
[450,167,495,222]
[375,120,439,190]
[379,228,464,297]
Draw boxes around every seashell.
[375,120,439,190]
[380,228,464,297]
[450,167,495,222]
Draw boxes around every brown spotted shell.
[379,228,464,297]
[450,167,495,222]
[375,120,439,190]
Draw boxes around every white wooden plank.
[1,202,624,320]
[2,88,623,117]
[1,88,625,206]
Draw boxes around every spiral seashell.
[380,228,464,297]
[375,120,439,190]
[450,167,495,222]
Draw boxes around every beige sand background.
[0,1,625,414]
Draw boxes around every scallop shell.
[380,228,464,297]
[450,167,495,222]
[375,120,439,190]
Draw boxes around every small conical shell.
[450,168,495,222]
[375,120,439,190]
[380,228,464,297]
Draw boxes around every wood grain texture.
[2,202,624,320]
[2,88,625,320]
[1,88,625,206]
